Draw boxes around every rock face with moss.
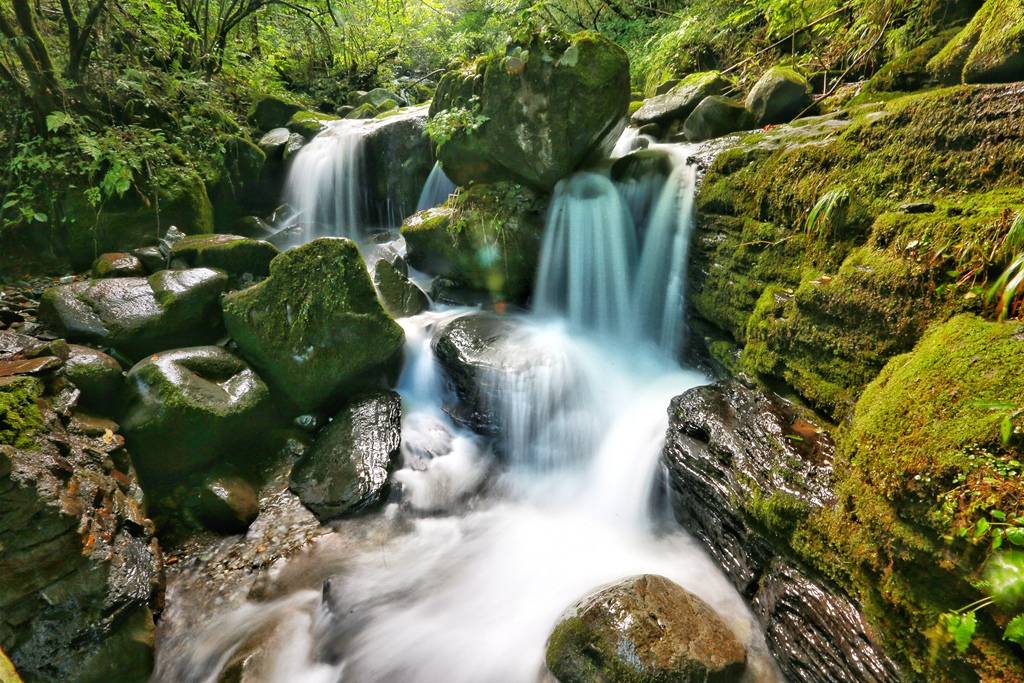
[249,95,302,131]
[631,71,729,130]
[222,238,405,413]
[209,136,268,228]
[430,31,629,190]
[1,378,161,683]
[360,105,435,226]
[401,183,547,304]
[545,574,747,683]
[169,233,279,277]
[60,168,214,269]
[289,391,401,520]
[662,379,901,682]
[929,0,1024,84]
[373,259,428,317]
[682,95,753,142]
[39,269,228,361]
[121,346,273,485]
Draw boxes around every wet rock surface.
[289,391,402,519]
[38,268,228,360]
[545,574,747,683]
[1,375,161,683]
[121,346,273,485]
[169,233,279,278]
[373,258,429,317]
[662,379,899,682]
[632,71,729,129]
[92,252,147,278]
[63,344,124,412]
[744,66,813,125]
[222,238,405,413]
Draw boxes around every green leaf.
[946,611,977,653]
[1004,614,1024,646]
[1007,528,1024,547]
[976,518,992,539]
[45,111,73,133]
[993,511,1008,521]
[32,212,47,223]
[1002,416,1014,445]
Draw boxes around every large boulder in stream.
[121,346,274,484]
[744,66,813,126]
[1,377,161,683]
[662,379,901,682]
[361,105,435,226]
[401,182,547,304]
[430,31,629,190]
[222,238,405,413]
[38,268,228,361]
[682,96,753,142]
[169,233,279,278]
[545,574,747,682]
[631,71,730,130]
[289,391,402,519]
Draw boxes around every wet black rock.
[662,379,900,682]
[546,574,747,683]
[185,475,260,534]
[289,391,402,519]
[38,269,228,361]
[63,344,124,413]
[1,379,161,683]
[373,259,428,318]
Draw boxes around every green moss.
[0,377,44,450]
[742,488,811,543]
[865,27,962,93]
[286,110,338,138]
[790,315,1024,678]
[929,0,1024,85]
[248,95,303,131]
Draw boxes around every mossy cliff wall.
[688,83,1024,679]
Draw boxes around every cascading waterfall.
[416,162,457,211]
[157,132,780,683]
[282,120,371,243]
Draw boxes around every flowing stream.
[157,129,778,682]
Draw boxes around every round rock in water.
[63,344,124,413]
[546,574,747,682]
[289,390,401,519]
[186,474,260,534]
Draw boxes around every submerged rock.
[662,379,900,682]
[430,31,629,190]
[545,574,747,682]
[222,238,405,413]
[1,379,160,683]
[744,66,813,125]
[121,346,273,483]
[38,268,228,360]
[373,259,428,317]
[169,233,279,278]
[289,391,401,519]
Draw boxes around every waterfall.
[534,144,699,356]
[281,120,371,243]
[416,162,457,211]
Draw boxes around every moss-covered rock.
[373,259,428,317]
[249,95,302,131]
[744,65,813,125]
[864,27,963,94]
[929,0,1024,84]
[63,345,123,414]
[210,136,267,229]
[92,252,146,278]
[401,183,547,304]
[121,346,274,483]
[361,106,435,226]
[61,168,214,270]
[545,575,747,683]
[0,376,44,449]
[184,474,260,534]
[286,110,338,139]
[631,70,729,128]
[38,269,228,361]
[430,31,629,190]
[169,233,279,277]
[691,84,1024,418]
[222,238,405,413]
[682,95,753,142]
[791,315,1024,679]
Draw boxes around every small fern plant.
[805,186,850,244]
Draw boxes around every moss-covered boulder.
[787,315,1024,679]
[210,136,267,229]
[631,70,729,128]
[864,27,963,94]
[289,391,401,520]
[61,168,213,270]
[63,345,124,414]
[286,110,338,139]
[38,269,228,361]
[361,105,435,227]
[744,66,813,125]
[121,346,273,483]
[258,128,292,161]
[401,183,547,304]
[373,259,428,317]
[92,252,146,278]
[430,31,629,190]
[222,238,405,413]
[682,95,753,142]
[545,575,747,682]
[169,234,279,278]
[929,0,1024,84]
[249,95,302,131]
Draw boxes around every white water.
[416,161,457,211]
[158,136,779,683]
